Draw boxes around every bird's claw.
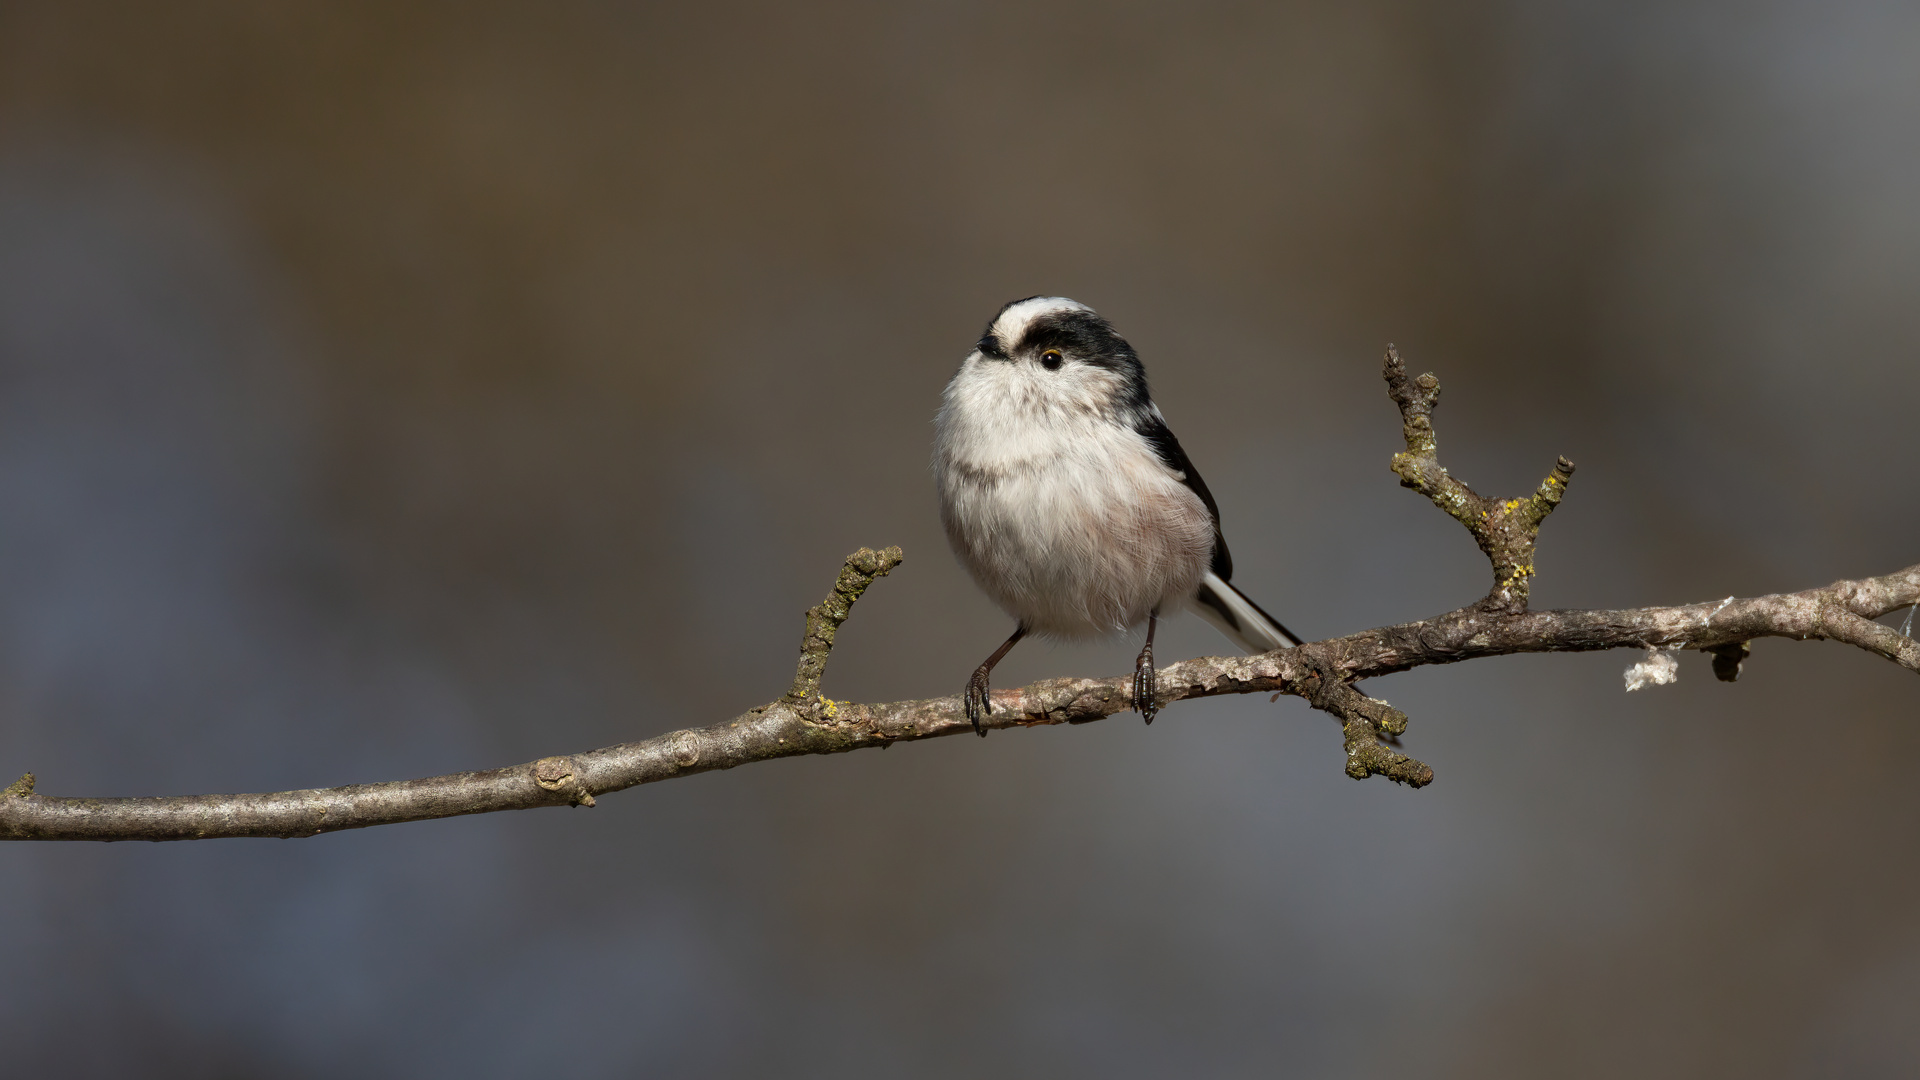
[1133,650,1158,724]
[966,667,993,737]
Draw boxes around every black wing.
[1134,409,1232,580]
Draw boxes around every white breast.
[933,354,1215,638]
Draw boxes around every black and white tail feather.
[934,296,1303,735]
[1192,571,1301,654]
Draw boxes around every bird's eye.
[1040,350,1063,370]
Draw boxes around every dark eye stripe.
[1012,311,1149,408]
[1016,311,1126,362]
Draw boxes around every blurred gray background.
[1,2,1917,1076]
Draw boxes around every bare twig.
[784,545,903,706]
[1384,345,1575,615]
[3,353,1915,841]
[1288,346,1578,778]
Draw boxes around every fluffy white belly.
[936,413,1214,638]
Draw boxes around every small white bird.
[934,296,1301,734]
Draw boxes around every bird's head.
[968,296,1151,414]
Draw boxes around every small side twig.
[1383,345,1574,615]
[1280,346,1580,785]
[1296,673,1429,786]
[783,546,904,709]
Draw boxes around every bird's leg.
[966,624,1028,737]
[1133,612,1159,723]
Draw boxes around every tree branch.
[1384,345,1574,614]
[4,353,1915,841]
[783,544,903,706]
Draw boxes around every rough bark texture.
[1384,345,1574,614]
[3,352,1914,841]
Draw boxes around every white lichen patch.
[1624,647,1679,692]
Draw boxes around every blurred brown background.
[1,1,1917,1076]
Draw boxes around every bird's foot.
[966,666,994,737]
[1132,647,1158,723]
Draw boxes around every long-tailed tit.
[934,296,1301,735]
